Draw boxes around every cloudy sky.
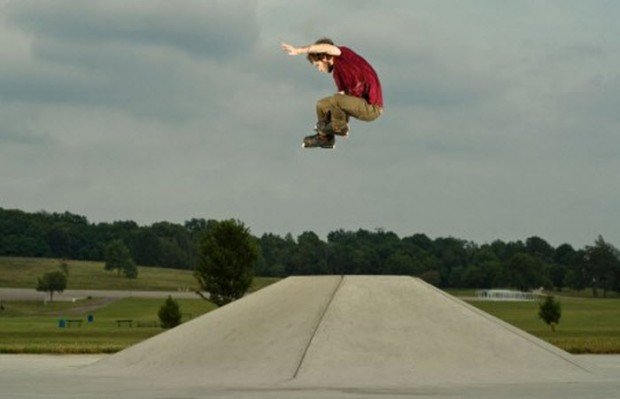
[1,0,618,247]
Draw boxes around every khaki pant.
[316,93,382,133]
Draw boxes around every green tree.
[194,219,259,306]
[158,296,182,329]
[525,236,555,262]
[549,263,566,291]
[291,231,329,275]
[504,253,550,291]
[384,251,418,275]
[123,259,138,279]
[583,236,620,297]
[419,270,441,286]
[104,239,136,277]
[256,233,290,277]
[36,271,67,302]
[554,243,576,266]
[58,260,70,276]
[130,229,162,266]
[538,295,561,332]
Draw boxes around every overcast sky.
[1,1,619,247]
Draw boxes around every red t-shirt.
[332,46,383,108]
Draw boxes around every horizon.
[1,205,608,249]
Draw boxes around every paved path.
[0,287,202,301]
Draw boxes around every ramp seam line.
[410,277,593,374]
[291,275,345,380]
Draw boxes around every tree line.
[1,207,619,295]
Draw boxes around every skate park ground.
[1,354,619,398]
[1,276,619,399]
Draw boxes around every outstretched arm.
[281,42,341,57]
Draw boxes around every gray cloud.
[1,1,619,247]
[5,1,259,59]
[1,1,262,121]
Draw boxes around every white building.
[475,289,537,301]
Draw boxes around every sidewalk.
[0,287,202,302]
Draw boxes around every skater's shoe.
[332,124,349,137]
[303,133,335,149]
[315,121,349,137]
[313,121,326,132]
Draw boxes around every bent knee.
[316,96,333,108]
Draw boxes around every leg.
[316,96,333,125]
[317,94,381,133]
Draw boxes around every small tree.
[58,260,69,276]
[105,240,137,277]
[158,296,182,329]
[36,271,67,302]
[538,295,561,332]
[122,260,138,279]
[194,219,259,306]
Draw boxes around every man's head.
[307,38,335,73]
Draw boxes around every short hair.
[315,37,334,45]
[307,37,335,63]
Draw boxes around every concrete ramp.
[88,276,342,385]
[87,275,592,387]
[294,276,590,386]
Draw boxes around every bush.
[538,295,561,332]
[158,296,182,329]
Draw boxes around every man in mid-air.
[282,38,384,149]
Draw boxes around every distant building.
[475,289,538,301]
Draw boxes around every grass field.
[467,297,620,353]
[0,256,277,353]
[1,257,618,354]
[0,297,217,353]
[445,288,620,299]
[2,294,618,354]
[0,256,279,292]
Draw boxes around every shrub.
[158,296,182,329]
[538,295,561,332]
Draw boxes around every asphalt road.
[0,287,202,301]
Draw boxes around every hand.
[281,42,301,55]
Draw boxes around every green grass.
[1,257,617,354]
[466,297,620,354]
[444,288,619,299]
[0,256,278,354]
[0,256,279,292]
[0,297,218,353]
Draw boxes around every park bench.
[116,319,133,327]
[66,319,83,328]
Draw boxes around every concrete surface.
[1,354,618,399]
[1,276,619,398]
[294,276,591,386]
[87,275,343,385]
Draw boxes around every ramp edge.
[291,275,345,380]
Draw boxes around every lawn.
[0,297,217,353]
[1,257,617,354]
[467,297,620,353]
[0,256,279,292]
[0,256,279,353]
[2,294,618,354]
